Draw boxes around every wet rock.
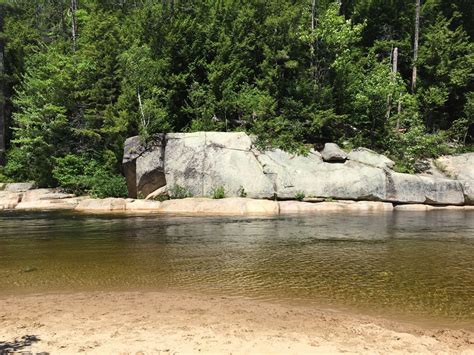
[158,197,279,216]
[279,200,393,214]
[126,199,162,212]
[75,198,127,212]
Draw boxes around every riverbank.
[2,187,474,215]
[1,291,473,354]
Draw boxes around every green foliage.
[168,185,192,199]
[0,0,472,190]
[52,154,127,198]
[295,191,305,201]
[212,186,226,199]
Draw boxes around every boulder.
[3,182,36,192]
[158,197,279,216]
[75,198,127,212]
[164,132,274,199]
[384,172,465,205]
[122,134,166,198]
[0,192,23,210]
[434,153,474,204]
[258,149,387,201]
[348,148,395,169]
[320,143,347,162]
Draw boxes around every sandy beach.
[1,291,473,354]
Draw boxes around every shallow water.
[0,211,473,326]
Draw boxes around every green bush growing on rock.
[212,186,226,199]
[295,191,305,201]
[169,185,193,199]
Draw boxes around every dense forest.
[0,0,472,197]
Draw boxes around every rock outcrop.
[122,132,473,205]
[433,153,474,203]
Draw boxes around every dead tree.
[411,0,420,93]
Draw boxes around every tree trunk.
[386,47,398,121]
[411,0,420,93]
[0,8,5,165]
[310,0,317,82]
[71,0,78,52]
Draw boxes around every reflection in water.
[0,211,473,325]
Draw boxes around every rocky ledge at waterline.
[123,131,474,206]
[1,186,474,214]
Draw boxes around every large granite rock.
[320,143,347,162]
[164,132,274,199]
[3,182,36,192]
[434,153,474,203]
[123,134,166,198]
[122,132,470,205]
[384,172,464,205]
[348,148,395,169]
[257,149,386,200]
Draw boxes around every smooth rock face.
[384,172,465,205]
[259,150,386,200]
[434,153,474,204]
[320,143,347,162]
[158,197,279,216]
[165,132,274,199]
[348,148,395,169]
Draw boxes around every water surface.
[0,211,473,327]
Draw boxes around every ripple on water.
[0,210,473,325]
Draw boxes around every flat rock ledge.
[2,190,474,215]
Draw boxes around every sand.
[1,291,473,354]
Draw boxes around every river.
[0,210,473,328]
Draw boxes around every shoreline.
[1,290,473,354]
[1,187,474,215]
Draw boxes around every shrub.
[212,186,226,199]
[295,191,305,201]
[169,185,192,199]
[52,154,128,198]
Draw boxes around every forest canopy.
[0,0,473,195]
